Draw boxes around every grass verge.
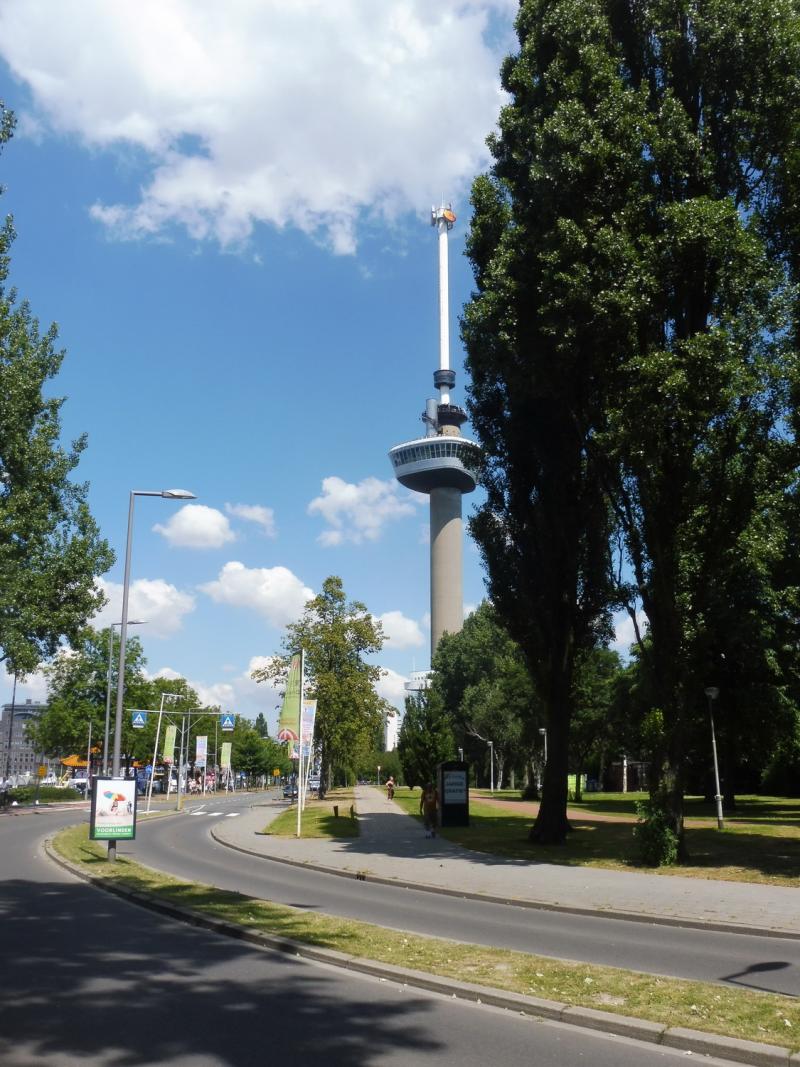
[393,790,800,886]
[52,823,799,1052]
[265,788,358,838]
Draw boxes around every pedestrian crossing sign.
[131,710,148,729]
[220,712,235,732]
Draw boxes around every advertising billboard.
[90,777,137,840]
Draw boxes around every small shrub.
[634,800,678,867]
[8,785,81,804]
[520,782,539,801]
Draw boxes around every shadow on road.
[0,877,442,1066]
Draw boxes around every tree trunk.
[573,768,582,803]
[529,664,573,844]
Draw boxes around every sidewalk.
[212,785,800,938]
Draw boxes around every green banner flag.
[276,653,302,744]
[220,741,232,770]
[163,724,177,765]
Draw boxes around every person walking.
[385,776,395,800]
[420,781,438,838]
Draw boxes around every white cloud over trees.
[200,561,313,627]
[94,577,196,637]
[0,0,513,253]
[377,610,425,649]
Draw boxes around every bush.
[520,782,539,801]
[9,785,81,804]
[634,800,678,867]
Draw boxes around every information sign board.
[89,777,137,840]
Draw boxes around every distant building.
[1,699,47,781]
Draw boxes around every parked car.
[308,777,321,793]
[283,782,298,799]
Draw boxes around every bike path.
[212,786,800,938]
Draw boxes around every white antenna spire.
[431,202,456,405]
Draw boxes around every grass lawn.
[51,823,800,1053]
[264,788,358,838]
[473,790,800,826]
[393,789,800,886]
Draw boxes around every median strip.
[49,824,799,1065]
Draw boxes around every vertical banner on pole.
[163,724,177,764]
[276,653,302,751]
[195,735,208,767]
[220,741,232,793]
[300,699,317,809]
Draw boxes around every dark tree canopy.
[464,0,800,849]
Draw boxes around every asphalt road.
[126,792,800,999]
[0,807,726,1067]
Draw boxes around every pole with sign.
[220,741,232,792]
[196,735,208,796]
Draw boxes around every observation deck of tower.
[388,204,479,658]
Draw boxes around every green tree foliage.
[431,602,540,787]
[28,627,150,759]
[464,1,800,851]
[253,576,386,790]
[569,647,623,801]
[397,690,455,789]
[0,106,113,676]
[463,0,618,839]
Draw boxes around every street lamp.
[377,764,381,786]
[488,740,494,792]
[103,620,145,775]
[704,686,724,830]
[539,726,548,766]
[109,489,196,861]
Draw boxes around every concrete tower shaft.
[430,487,464,651]
[388,202,480,660]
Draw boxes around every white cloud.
[309,476,417,545]
[1,664,49,704]
[149,654,285,725]
[94,577,196,637]
[200,561,313,627]
[153,504,235,549]
[0,1,512,253]
[377,610,424,650]
[225,503,276,537]
[611,609,649,657]
[376,667,409,710]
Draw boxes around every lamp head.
[161,489,196,500]
[704,686,720,701]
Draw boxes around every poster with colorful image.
[89,777,137,840]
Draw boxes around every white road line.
[224,812,240,817]
[207,812,223,817]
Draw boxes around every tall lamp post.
[109,488,196,861]
[704,686,724,830]
[103,620,145,775]
[539,726,548,767]
[488,740,494,793]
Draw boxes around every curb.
[209,823,800,942]
[44,837,797,1067]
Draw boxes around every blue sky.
[0,1,633,728]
